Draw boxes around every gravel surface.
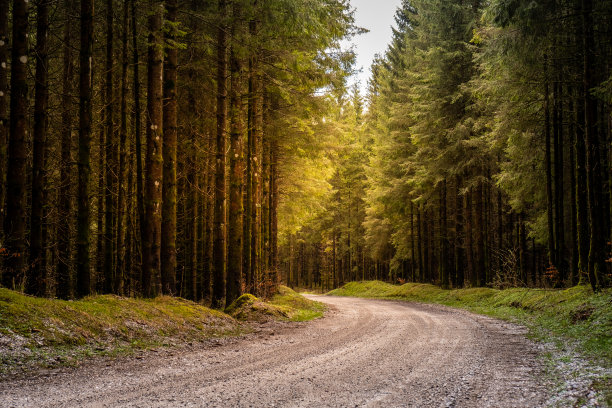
[0,296,549,407]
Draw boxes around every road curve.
[0,296,548,407]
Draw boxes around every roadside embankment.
[0,286,323,377]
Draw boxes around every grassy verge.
[0,286,322,377]
[226,286,326,322]
[328,281,612,405]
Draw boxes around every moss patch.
[226,286,326,322]
[269,286,326,322]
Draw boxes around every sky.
[345,0,403,96]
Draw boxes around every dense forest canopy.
[0,0,610,306]
[277,0,612,292]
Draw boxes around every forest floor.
[0,285,323,379]
[0,295,552,407]
[328,281,612,406]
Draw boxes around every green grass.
[0,287,324,377]
[0,288,242,375]
[329,281,612,404]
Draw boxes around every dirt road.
[0,296,548,407]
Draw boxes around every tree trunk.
[575,85,590,283]
[410,201,416,282]
[417,206,423,282]
[131,0,146,286]
[243,51,253,292]
[104,0,116,294]
[582,0,608,289]
[465,188,475,287]
[226,5,244,305]
[203,128,214,300]
[262,135,271,293]
[544,60,556,269]
[568,93,579,286]
[76,0,94,297]
[57,0,75,299]
[441,180,449,288]
[212,0,228,308]
[142,0,164,297]
[161,0,178,295]
[29,0,50,296]
[455,175,464,288]
[519,214,527,284]
[116,0,130,295]
[270,139,279,286]
[474,181,485,286]
[0,0,8,240]
[250,11,263,296]
[553,80,566,283]
[3,0,29,289]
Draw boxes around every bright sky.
[345,0,403,96]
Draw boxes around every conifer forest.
[1,0,611,307]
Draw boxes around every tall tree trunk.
[582,0,608,289]
[3,0,29,289]
[270,139,279,286]
[575,85,590,283]
[262,135,271,293]
[410,201,416,282]
[203,128,214,300]
[243,47,253,292]
[519,214,527,284]
[466,188,475,287]
[474,181,485,286]
[0,0,8,239]
[544,59,556,269]
[161,0,178,295]
[568,93,579,286]
[441,181,449,288]
[142,0,164,297]
[76,0,94,297]
[250,10,263,296]
[227,6,245,305]
[553,80,566,283]
[29,0,50,296]
[116,0,129,295]
[423,208,430,282]
[186,145,198,300]
[417,206,423,282]
[455,175,464,288]
[96,116,105,292]
[125,146,135,295]
[104,0,116,294]
[212,0,228,308]
[57,0,76,299]
[131,0,145,286]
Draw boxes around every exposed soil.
[0,296,548,407]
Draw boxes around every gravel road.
[0,296,549,407]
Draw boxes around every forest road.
[0,296,549,407]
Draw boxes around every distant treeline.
[281,0,612,292]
